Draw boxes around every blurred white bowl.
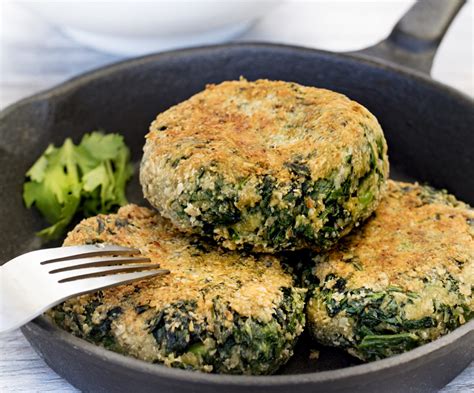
[20,1,282,56]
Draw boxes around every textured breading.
[140,79,389,253]
[48,205,306,374]
[306,180,474,361]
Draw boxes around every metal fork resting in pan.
[0,244,169,333]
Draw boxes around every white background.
[1,0,472,110]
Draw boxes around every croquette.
[305,180,474,361]
[48,204,306,374]
[140,79,389,253]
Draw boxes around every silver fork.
[0,244,169,333]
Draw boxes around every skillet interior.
[0,44,473,392]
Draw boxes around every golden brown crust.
[145,79,385,183]
[315,180,474,294]
[63,204,293,322]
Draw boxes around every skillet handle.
[351,0,466,74]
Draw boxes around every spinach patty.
[48,205,306,374]
[140,79,389,253]
[306,181,474,361]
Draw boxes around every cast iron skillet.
[1,1,473,392]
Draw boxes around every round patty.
[140,79,389,253]
[48,205,306,375]
[306,180,474,361]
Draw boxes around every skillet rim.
[3,42,473,385]
[23,316,474,385]
[0,42,473,119]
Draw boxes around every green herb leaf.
[23,131,133,240]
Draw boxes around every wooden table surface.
[0,1,472,391]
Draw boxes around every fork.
[0,244,169,333]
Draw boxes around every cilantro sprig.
[23,132,133,240]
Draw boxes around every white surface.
[0,0,473,392]
[20,1,281,55]
[1,0,473,110]
[61,21,254,56]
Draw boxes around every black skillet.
[1,0,473,392]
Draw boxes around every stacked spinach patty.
[140,79,388,253]
[50,80,472,373]
[305,181,473,361]
[49,205,306,374]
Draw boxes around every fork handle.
[0,273,51,333]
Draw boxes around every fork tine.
[55,264,167,282]
[47,256,151,273]
[3,244,139,269]
[61,269,170,296]
[41,244,139,264]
